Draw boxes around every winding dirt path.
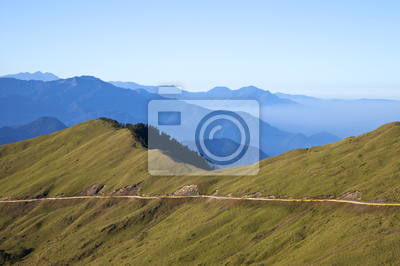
[0,195,399,206]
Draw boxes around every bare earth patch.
[336,191,362,201]
[172,185,200,196]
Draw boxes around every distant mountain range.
[0,117,67,145]
[271,92,400,138]
[111,79,400,139]
[0,76,153,127]
[9,73,397,138]
[0,71,59,81]
[165,85,296,106]
[109,81,159,93]
[0,75,341,158]
[5,73,399,138]
[110,81,296,106]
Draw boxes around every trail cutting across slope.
[0,194,399,207]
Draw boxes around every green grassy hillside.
[202,121,400,201]
[1,198,400,265]
[1,119,400,265]
[1,119,400,201]
[0,119,150,198]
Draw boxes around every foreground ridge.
[0,195,399,206]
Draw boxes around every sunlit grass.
[1,198,400,265]
[1,120,400,202]
[1,119,400,265]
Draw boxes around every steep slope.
[0,119,150,198]
[177,121,400,201]
[1,120,400,265]
[1,195,400,265]
[1,119,400,202]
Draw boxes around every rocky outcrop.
[211,189,219,196]
[106,182,143,196]
[243,191,264,198]
[337,191,362,201]
[75,184,106,196]
[172,185,199,196]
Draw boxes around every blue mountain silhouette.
[0,76,340,157]
[0,71,59,81]
[0,116,67,145]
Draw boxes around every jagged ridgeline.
[97,118,212,170]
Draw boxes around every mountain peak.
[75,75,99,80]
[59,75,103,86]
[0,71,59,82]
[238,85,273,95]
[241,85,260,90]
[208,86,232,93]
[0,116,67,145]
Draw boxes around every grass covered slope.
[1,119,400,202]
[1,120,400,265]
[141,121,400,202]
[202,121,400,201]
[1,198,400,265]
[0,119,150,198]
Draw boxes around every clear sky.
[1,0,399,99]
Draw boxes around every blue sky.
[1,0,399,99]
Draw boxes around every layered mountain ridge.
[0,76,339,157]
[0,117,67,145]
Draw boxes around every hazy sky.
[1,0,399,99]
